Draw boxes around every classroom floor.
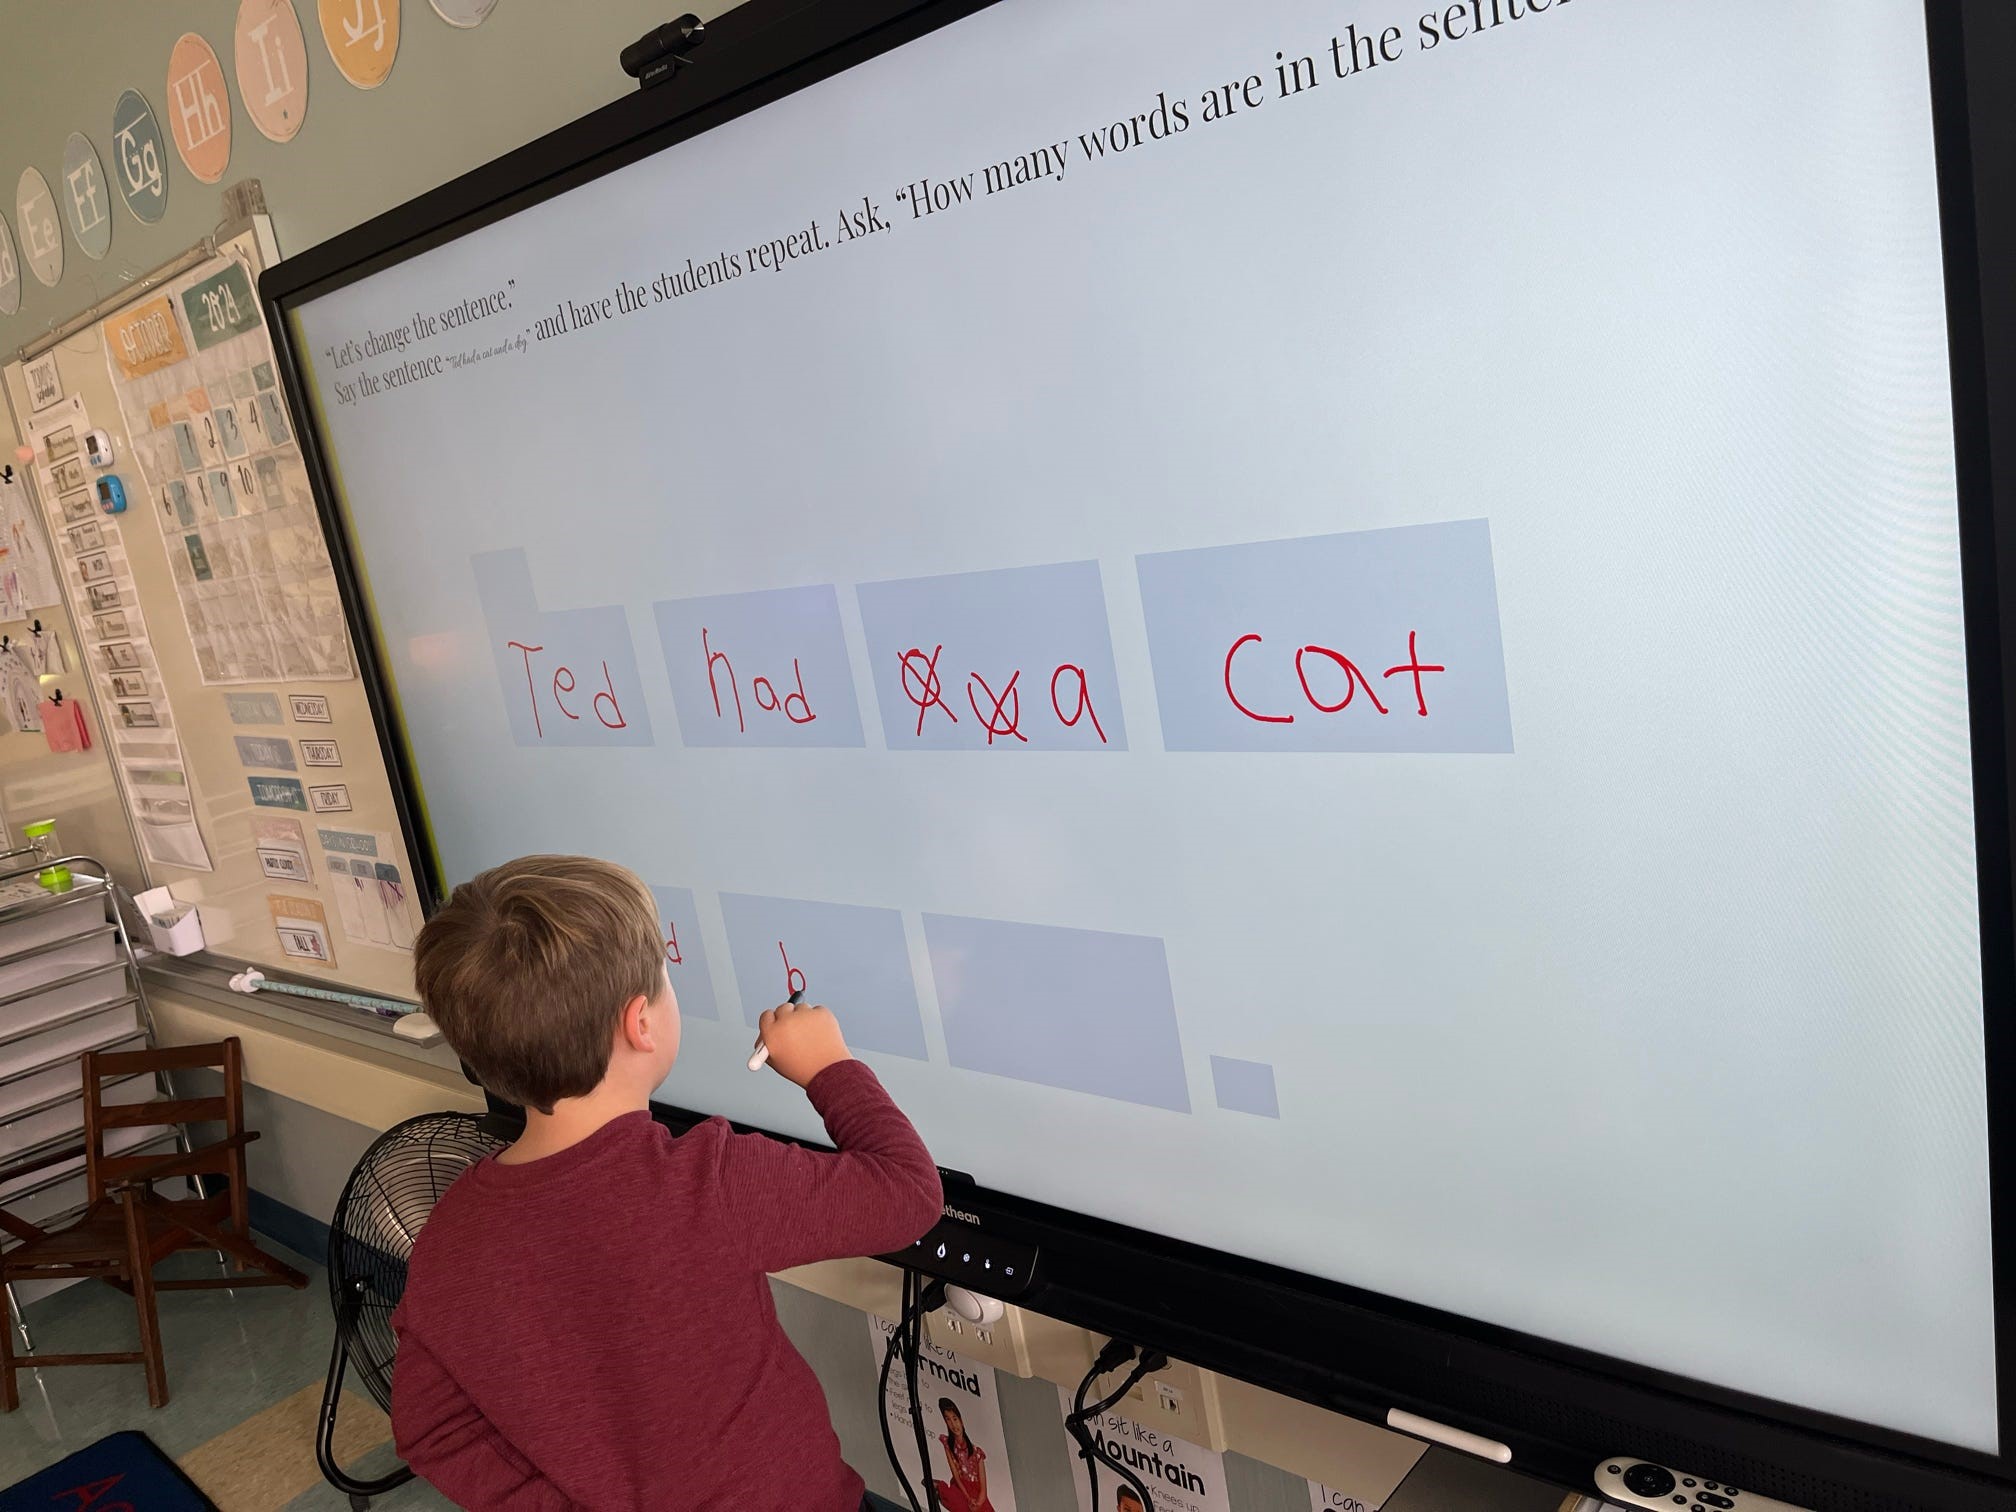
[1,1246,449,1511]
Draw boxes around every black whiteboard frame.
[262,2,2016,1505]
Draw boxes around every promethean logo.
[943,1206,981,1225]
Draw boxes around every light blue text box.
[472,548,654,747]
[718,893,925,1060]
[1136,520,1513,753]
[650,885,719,1022]
[923,914,1190,1112]
[652,584,865,748]
[1210,1056,1280,1119]
[856,560,1127,751]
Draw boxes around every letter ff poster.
[869,1316,1018,1512]
[1059,1391,1232,1512]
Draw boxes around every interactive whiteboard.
[284,0,1994,1455]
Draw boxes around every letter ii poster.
[869,1316,1018,1512]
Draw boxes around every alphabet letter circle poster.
[319,0,401,89]
[14,169,61,288]
[236,0,312,142]
[60,134,112,261]
[429,0,495,26]
[167,33,233,184]
[111,91,170,224]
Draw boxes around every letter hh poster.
[869,1316,1018,1512]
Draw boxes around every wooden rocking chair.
[0,1039,307,1410]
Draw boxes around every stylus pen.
[747,989,803,1071]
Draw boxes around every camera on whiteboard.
[620,15,704,88]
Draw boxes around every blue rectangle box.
[718,893,925,1060]
[923,914,1189,1112]
[1210,1056,1280,1119]
[472,547,654,747]
[1136,519,1514,753]
[856,559,1127,751]
[653,584,865,748]
[651,885,719,1022]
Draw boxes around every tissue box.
[134,885,205,956]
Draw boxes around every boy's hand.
[758,1001,851,1087]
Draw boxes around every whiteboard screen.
[285,0,1994,1452]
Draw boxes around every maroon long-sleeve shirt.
[391,1061,942,1510]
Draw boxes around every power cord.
[906,1271,943,1512]
[878,1269,948,1512]
[1066,1339,1169,1512]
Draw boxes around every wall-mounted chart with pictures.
[25,391,211,870]
[0,224,426,998]
[102,251,353,685]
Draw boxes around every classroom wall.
[0,1,745,350]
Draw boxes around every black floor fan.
[316,1111,509,1508]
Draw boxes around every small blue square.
[1210,1055,1279,1119]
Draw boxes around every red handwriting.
[1385,630,1445,718]
[902,649,1110,745]
[1050,663,1109,744]
[663,919,683,966]
[1225,630,1444,723]
[53,1476,133,1512]
[1224,634,1293,723]
[1295,645,1388,715]
[901,645,958,734]
[704,628,817,733]
[968,670,1028,745]
[779,941,806,997]
[506,640,631,738]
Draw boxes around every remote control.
[1595,1460,1810,1512]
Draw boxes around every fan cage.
[327,1111,507,1413]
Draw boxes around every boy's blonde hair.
[414,855,664,1114]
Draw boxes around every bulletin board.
[1,223,422,1001]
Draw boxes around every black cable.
[1065,1342,1166,1512]
[908,1271,945,1512]
[878,1284,922,1512]
[877,1270,947,1512]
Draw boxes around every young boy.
[391,855,943,1510]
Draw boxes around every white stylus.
[747,989,803,1071]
